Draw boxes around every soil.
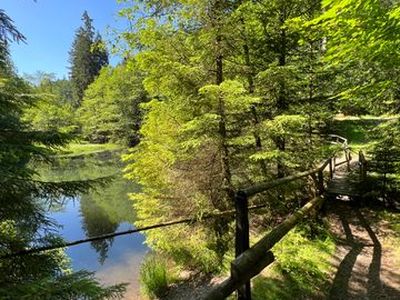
[162,272,225,300]
[325,201,400,300]
[159,201,400,300]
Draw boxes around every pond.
[36,151,148,299]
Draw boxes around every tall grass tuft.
[140,254,169,299]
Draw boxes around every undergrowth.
[251,221,335,299]
[139,254,177,299]
[374,210,400,265]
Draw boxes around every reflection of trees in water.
[34,151,141,262]
[34,151,121,183]
[80,194,119,264]
[88,178,137,224]
[78,176,138,263]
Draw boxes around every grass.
[251,224,336,299]
[330,115,399,152]
[56,142,122,157]
[139,254,178,299]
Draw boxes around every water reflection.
[34,151,148,298]
[96,250,145,300]
[80,195,119,263]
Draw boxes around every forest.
[1,0,400,299]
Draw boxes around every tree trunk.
[210,0,234,264]
[216,34,234,199]
[242,20,268,178]
[276,10,288,178]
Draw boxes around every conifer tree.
[369,120,400,208]
[69,11,109,107]
[0,10,125,299]
[92,32,109,75]
[308,0,400,115]
[120,0,327,271]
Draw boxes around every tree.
[369,120,400,208]
[121,0,252,270]
[92,33,109,75]
[0,9,25,68]
[0,10,125,299]
[78,62,147,145]
[23,73,77,133]
[120,0,328,272]
[308,0,400,115]
[69,11,109,107]
[233,0,328,177]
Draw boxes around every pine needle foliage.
[69,11,109,107]
[120,0,331,272]
[0,10,126,299]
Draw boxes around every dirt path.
[162,273,224,300]
[326,201,400,299]
[162,201,400,300]
[160,200,400,300]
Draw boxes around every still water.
[37,151,148,299]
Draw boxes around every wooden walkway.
[326,158,363,200]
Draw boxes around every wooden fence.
[205,135,367,300]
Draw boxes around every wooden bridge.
[325,150,367,202]
[205,135,368,300]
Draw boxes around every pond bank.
[55,142,123,158]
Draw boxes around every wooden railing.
[206,197,324,300]
[205,135,361,300]
[359,150,367,182]
[328,134,351,171]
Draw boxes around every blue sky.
[2,0,130,78]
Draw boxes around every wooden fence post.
[359,150,367,182]
[329,158,333,180]
[235,191,251,300]
[346,149,351,171]
[333,156,336,172]
[317,170,324,195]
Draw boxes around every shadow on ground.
[327,202,400,299]
[251,201,400,300]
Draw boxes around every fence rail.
[0,204,268,260]
[205,135,366,300]
[206,196,324,300]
